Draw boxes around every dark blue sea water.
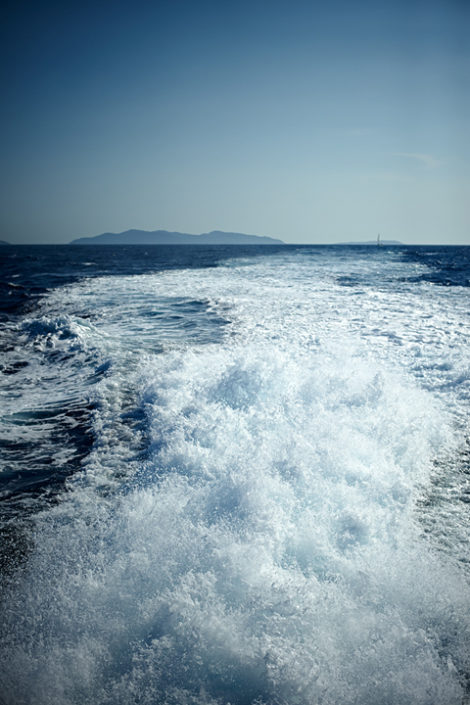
[1,244,469,705]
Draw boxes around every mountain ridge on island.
[70,229,285,246]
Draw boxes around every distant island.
[337,240,403,246]
[0,240,10,246]
[70,229,284,246]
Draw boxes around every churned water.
[0,244,469,704]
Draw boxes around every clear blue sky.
[1,0,468,244]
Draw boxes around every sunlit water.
[1,245,469,704]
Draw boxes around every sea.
[0,243,469,705]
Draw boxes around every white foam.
[2,249,470,704]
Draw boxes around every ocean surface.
[0,243,469,705]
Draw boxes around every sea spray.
[1,245,469,704]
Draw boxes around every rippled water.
[0,244,469,704]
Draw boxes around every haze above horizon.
[1,0,469,245]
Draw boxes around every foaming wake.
[1,249,470,704]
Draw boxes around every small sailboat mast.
[377,233,381,247]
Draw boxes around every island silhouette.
[70,229,285,246]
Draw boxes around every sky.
[1,0,469,245]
